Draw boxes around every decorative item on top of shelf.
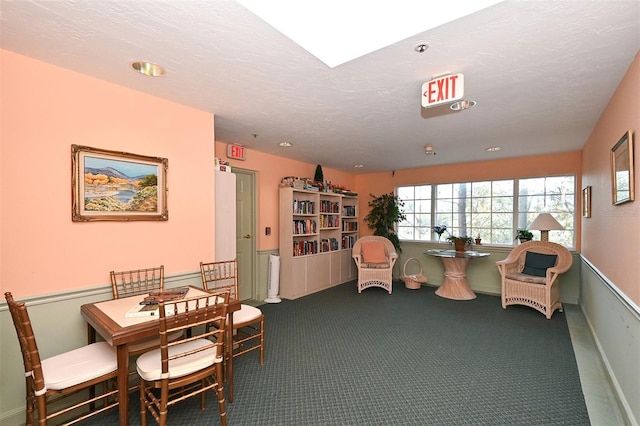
[364,193,406,252]
[446,235,474,252]
[433,224,447,242]
[515,229,533,243]
[314,165,324,185]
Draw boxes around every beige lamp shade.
[529,213,564,241]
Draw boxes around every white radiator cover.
[265,254,281,303]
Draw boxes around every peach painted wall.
[215,141,355,250]
[582,52,640,304]
[1,50,217,298]
[353,151,582,244]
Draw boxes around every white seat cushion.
[128,330,184,353]
[42,342,117,391]
[136,338,222,381]
[233,304,262,325]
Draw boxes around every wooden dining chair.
[136,291,230,426]
[110,265,165,299]
[4,292,119,426]
[200,259,265,365]
[109,265,184,389]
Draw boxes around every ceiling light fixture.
[425,145,436,156]
[354,164,364,168]
[450,100,476,111]
[279,141,292,147]
[485,146,502,152]
[131,61,166,77]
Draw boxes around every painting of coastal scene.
[72,145,168,221]
[84,156,159,211]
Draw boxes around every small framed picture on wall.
[582,186,591,218]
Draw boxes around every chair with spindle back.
[136,291,230,426]
[200,259,265,365]
[5,292,119,425]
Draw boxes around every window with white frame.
[396,176,575,247]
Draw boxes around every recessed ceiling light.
[485,146,502,152]
[450,100,476,111]
[354,164,364,168]
[414,43,429,53]
[279,141,293,147]
[131,61,166,77]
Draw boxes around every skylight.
[236,0,504,68]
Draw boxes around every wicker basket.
[400,258,427,290]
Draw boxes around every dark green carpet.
[94,281,589,425]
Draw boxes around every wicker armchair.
[495,241,573,319]
[352,236,398,294]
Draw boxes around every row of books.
[342,235,357,249]
[292,199,315,214]
[293,240,318,256]
[320,238,340,252]
[320,215,340,228]
[293,219,317,235]
[342,221,358,232]
[342,205,356,217]
[319,200,340,213]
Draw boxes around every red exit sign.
[421,73,464,108]
[227,144,246,161]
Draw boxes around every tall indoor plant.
[363,193,406,252]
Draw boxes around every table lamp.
[529,213,564,242]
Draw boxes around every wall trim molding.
[0,270,202,311]
[580,254,640,318]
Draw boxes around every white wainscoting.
[580,256,640,426]
[0,271,201,425]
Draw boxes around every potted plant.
[475,234,482,245]
[446,235,474,252]
[515,229,533,243]
[363,193,407,252]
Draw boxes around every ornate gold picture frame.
[611,130,634,205]
[582,186,591,218]
[72,145,168,221]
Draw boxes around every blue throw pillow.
[522,251,558,277]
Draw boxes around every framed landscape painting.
[72,145,168,221]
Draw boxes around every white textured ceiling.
[1,0,639,173]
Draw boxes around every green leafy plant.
[446,235,474,245]
[515,229,533,241]
[363,193,406,252]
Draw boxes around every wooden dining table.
[80,286,241,426]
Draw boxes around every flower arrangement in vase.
[433,225,447,243]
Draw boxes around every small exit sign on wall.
[227,144,246,161]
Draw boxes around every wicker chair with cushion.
[495,240,573,319]
[5,292,119,425]
[352,236,398,294]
